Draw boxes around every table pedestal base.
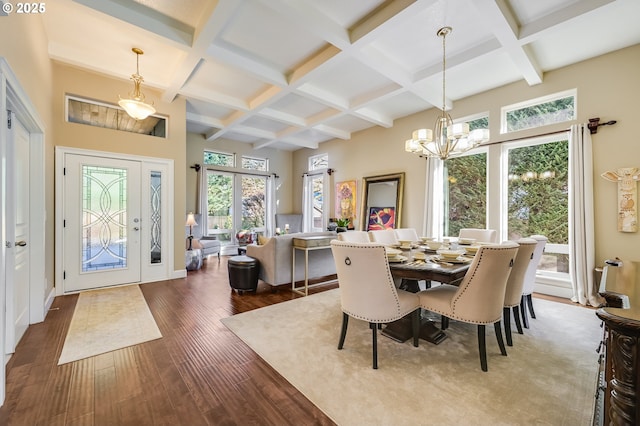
[381,316,447,345]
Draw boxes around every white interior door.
[5,112,30,353]
[63,154,141,292]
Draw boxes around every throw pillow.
[258,235,271,246]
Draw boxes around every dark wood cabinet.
[595,260,640,426]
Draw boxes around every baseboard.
[534,282,573,299]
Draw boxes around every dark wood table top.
[389,257,470,285]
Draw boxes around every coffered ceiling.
[41,0,640,150]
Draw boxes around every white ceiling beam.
[255,0,350,48]
[313,124,350,140]
[186,112,224,129]
[352,107,393,128]
[180,87,248,111]
[519,0,616,41]
[73,0,193,46]
[162,0,241,102]
[259,109,307,127]
[472,0,543,85]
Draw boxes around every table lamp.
[186,212,198,250]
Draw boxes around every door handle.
[133,227,140,231]
[15,240,27,247]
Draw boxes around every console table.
[291,235,337,296]
[595,259,640,426]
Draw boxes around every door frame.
[0,58,47,404]
[55,147,175,295]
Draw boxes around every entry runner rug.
[222,288,600,425]
[58,285,162,365]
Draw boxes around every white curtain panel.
[424,157,444,238]
[266,175,276,236]
[568,124,604,307]
[302,173,312,232]
[197,167,208,237]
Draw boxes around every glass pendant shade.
[118,48,156,120]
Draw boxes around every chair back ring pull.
[344,257,351,265]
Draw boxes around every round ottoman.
[227,255,259,293]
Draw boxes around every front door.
[63,154,141,292]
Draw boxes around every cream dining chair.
[458,228,498,243]
[330,240,420,369]
[520,235,548,328]
[503,238,537,346]
[394,228,420,243]
[368,229,399,246]
[418,242,519,371]
[337,231,371,243]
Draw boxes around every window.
[501,90,575,133]
[202,151,268,248]
[443,150,487,237]
[309,153,328,170]
[242,156,268,171]
[504,136,569,274]
[66,95,167,137]
[433,96,574,290]
[443,115,490,236]
[304,153,329,232]
[204,150,234,167]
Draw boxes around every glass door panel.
[206,170,234,245]
[240,175,266,241]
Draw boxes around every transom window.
[242,155,268,171]
[204,150,234,167]
[309,153,328,171]
[501,89,576,134]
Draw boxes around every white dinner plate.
[432,255,472,264]
[387,255,408,263]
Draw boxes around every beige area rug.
[222,289,600,425]
[58,285,162,365]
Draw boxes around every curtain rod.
[480,117,617,147]
[192,163,277,178]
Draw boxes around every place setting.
[385,247,408,263]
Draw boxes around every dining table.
[385,247,472,344]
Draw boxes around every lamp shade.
[118,98,156,120]
[185,213,198,227]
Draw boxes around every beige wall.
[1,15,55,300]
[293,44,640,266]
[52,63,187,271]
[186,133,295,215]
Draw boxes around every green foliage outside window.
[444,153,487,237]
[506,96,574,132]
[507,140,569,244]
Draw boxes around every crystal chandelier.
[118,48,156,120]
[405,27,489,160]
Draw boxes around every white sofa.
[246,231,337,287]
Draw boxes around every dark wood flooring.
[0,256,338,425]
[0,255,582,425]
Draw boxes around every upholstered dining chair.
[337,231,371,243]
[330,240,420,369]
[394,228,420,243]
[520,235,548,328]
[458,228,498,244]
[368,229,399,246]
[418,242,519,371]
[503,238,537,346]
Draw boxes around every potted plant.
[335,218,350,233]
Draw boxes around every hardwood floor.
[0,256,337,425]
[0,255,583,425]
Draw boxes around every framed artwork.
[335,180,357,223]
[367,207,396,231]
